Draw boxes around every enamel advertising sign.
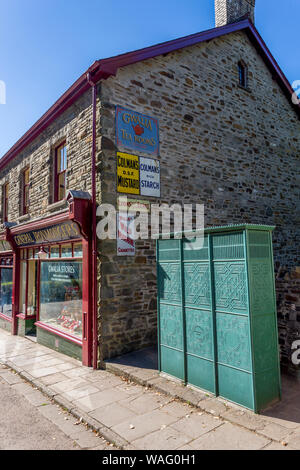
[117,152,140,195]
[117,213,135,256]
[116,106,159,156]
[117,152,160,197]
[139,156,160,197]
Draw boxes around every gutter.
[87,73,98,369]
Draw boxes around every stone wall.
[99,29,300,360]
[277,267,300,378]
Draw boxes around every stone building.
[0,0,299,377]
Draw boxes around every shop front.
[2,192,93,366]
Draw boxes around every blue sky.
[0,0,298,157]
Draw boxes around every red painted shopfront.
[0,192,93,366]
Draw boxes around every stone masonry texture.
[215,0,256,27]
[0,28,299,372]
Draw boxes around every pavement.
[0,328,300,450]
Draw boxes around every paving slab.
[50,377,88,394]
[39,372,70,385]
[170,412,222,440]
[120,391,171,414]
[111,409,178,441]
[89,402,137,428]
[132,426,192,450]
[222,408,266,431]
[57,384,100,402]
[257,422,295,442]
[72,388,129,413]
[189,423,271,450]
[159,400,192,419]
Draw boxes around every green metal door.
[157,239,185,380]
[157,224,281,412]
[212,231,254,409]
[183,236,216,394]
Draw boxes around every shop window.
[27,260,37,316]
[54,142,67,202]
[0,266,13,317]
[19,261,27,314]
[22,168,30,215]
[3,183,9,223]
[39,260,83,339]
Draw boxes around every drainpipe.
[87,73,98,369]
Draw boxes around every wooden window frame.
[22,167,30,215]
[238,61,248,89]
[3,183,9,223]
[54,142,67,202]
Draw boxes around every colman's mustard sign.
[117,152,160,197]
[115,106,159,156]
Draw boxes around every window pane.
[50,245,60,258]
[27,260,37,315]
[24,168,30,184]
[61,244,72,258]
[0,268,13,317]
[19,261,26,313]
[73,243,83,258]
[40,261,82,339]
[57,145,67,172]
[58,172,66,200]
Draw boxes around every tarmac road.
[0,365,113,450]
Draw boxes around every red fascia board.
[10,209,69,235]
[0,19,299,172]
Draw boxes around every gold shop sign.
[13,221,80,247]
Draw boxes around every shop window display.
[0,267,13,317]
[40,260,83,338]
[27,260,37,315]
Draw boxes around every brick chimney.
[215,0,255,27]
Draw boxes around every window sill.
[47,199,68,212]
[238,84,251,93]
[18,214,30,223]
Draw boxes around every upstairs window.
[22,168,30,215]
[54,142,67,202]
[3,183,9,223]
[238,61,248,89]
